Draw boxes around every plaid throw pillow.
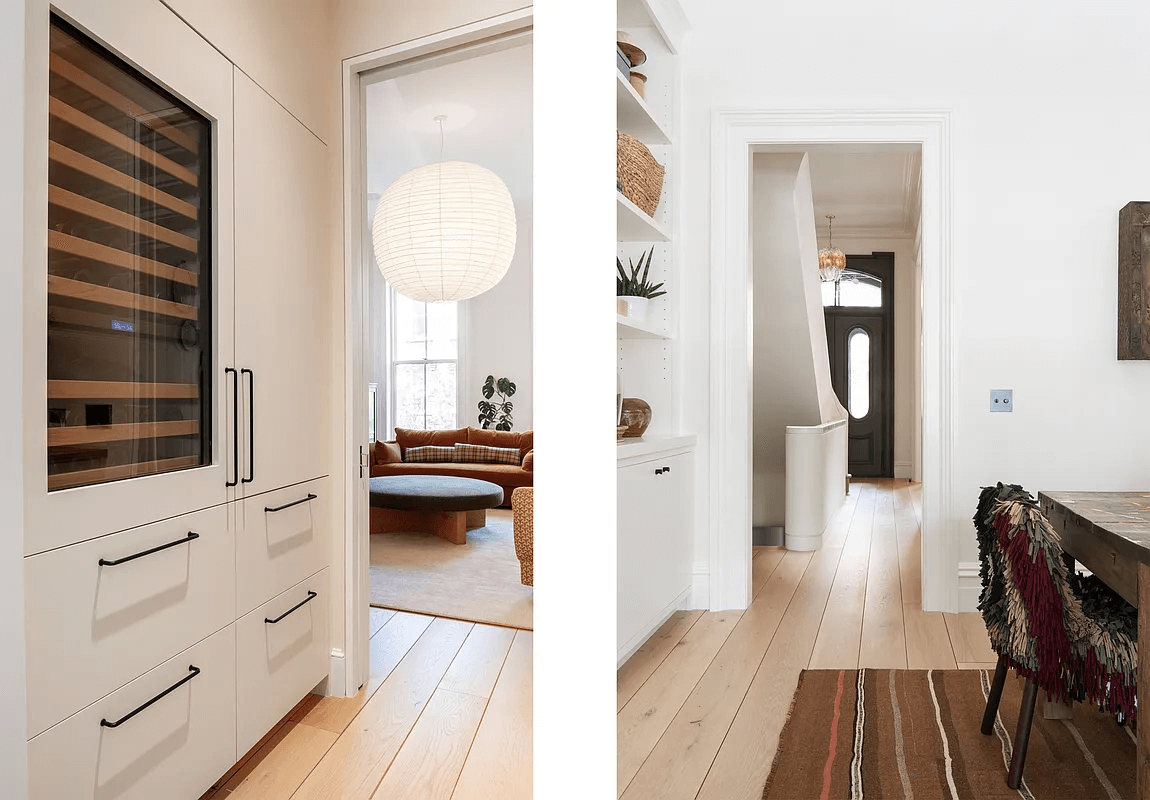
[454,443,521,465]
[404,445,456,463]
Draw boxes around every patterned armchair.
[511,487,533,586]
[974,482,1138,789]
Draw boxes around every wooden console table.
[1039,490,1150,798]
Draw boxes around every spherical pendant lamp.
[371,159,517,303]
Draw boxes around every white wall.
[824,235,921,480]
[679,0,1150,609]
[1,3,29,795]
[751,153,846,527]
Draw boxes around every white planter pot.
[617,295,649,323]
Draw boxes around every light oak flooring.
[617,478,997,800]
[202,609,531,800]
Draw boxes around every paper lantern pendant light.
[372,159,517,302]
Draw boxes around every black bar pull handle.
[664,466,672,473]
[241,368,254,484]
[655,468,664,475]
[225,367,238,487]
[99,532,200,567]
[265,493,317,513]
[100,665,200,728]
[265,590,317,624]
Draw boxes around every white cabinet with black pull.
[617,435,696,665]
[22,1,332,797]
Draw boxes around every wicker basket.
[617,132,664,217]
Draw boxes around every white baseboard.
[689,562,709,610]
[617,586,691,668]
[956,561,980,612]
[894,463,914,480]
[328,648,346,697]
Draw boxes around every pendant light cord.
[435,115,446,162]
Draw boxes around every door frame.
[824,252,895,478]
[339,9,533,695]
[709,110,953,612]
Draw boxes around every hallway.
[617,479,995,800]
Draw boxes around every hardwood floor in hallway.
[617,479,996,800]
[201,611,531,800]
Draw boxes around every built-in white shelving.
[616,314,667,339]
[617,192,669,242]
[617,71,671,145]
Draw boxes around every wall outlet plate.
[990,389,1013,412]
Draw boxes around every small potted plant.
[616,248,666,324]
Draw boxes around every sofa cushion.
[375,441,402,465]
[467,427,533,460]
[395,426,468,456]
[405,445,456,463]
[454,443,521,465]
[371,461,533,488]
[522,450,534,472]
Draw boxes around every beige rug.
[369,509,532,630]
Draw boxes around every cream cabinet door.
[24,0,236,556]
[233,70,330,497]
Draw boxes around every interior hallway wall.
[677,0,1150,610]
[751,153,846,527]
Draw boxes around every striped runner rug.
[763,669,1134,799]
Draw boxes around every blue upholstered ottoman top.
[368,475,504,512]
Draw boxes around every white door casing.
[708,110,953,612]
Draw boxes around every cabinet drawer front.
[236,568,329,755]
[236,478,330,615]
[26,504,235,738]
[28,624,237,800]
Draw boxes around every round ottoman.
[369,475,504,544]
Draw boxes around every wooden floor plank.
[450,631,533,800]
[751,547,787,600]
[369,689,487,800]
[904,603,958,669]
[944,612,997,663]
[894,481,922,607]
[370,607,397,637]
[438,623,516,700]
[620,550,813,800]
[295,611,435,735]
[617,610,703,713]
[693,501,863,800]
[859,482,907,669]
[292,617,473,800]
[616,609,742,794]
[224,722,338,799]
[808,482,877,669]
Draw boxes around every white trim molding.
[709,109,954,612]
[957,561,981,613]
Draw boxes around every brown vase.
[619,397,652,437]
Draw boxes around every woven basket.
[617,132,664,217]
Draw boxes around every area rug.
[368,510,532,630]
[763,669,1134,799]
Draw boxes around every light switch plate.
[990,389,1013,412]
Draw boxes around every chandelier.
[818,214,846,282]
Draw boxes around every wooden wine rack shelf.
[48,420,200,447]
[47,455,201,491]
[48,380,199,399]
[48,274,198,320]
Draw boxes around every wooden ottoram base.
[370,507,487,545]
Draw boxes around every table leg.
[1139,563,1150,799]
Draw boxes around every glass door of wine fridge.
[25,5,235,555]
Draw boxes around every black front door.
[824,253,894,478]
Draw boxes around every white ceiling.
[760,143,922,239]
[364,42,532,209]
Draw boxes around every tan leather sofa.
[371,426,533,508]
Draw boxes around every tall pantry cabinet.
[22,1,332,797]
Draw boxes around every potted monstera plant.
[616,247,666,324]
[478,375,516,430]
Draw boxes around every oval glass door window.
[848,328,870,419]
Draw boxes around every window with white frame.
[387,288,459,432]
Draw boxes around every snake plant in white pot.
[616,248,666,324]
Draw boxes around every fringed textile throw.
[974,483,1138,724]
